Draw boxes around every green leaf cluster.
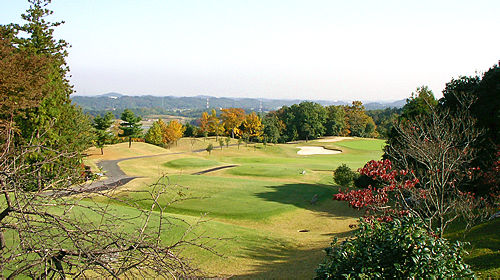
[144,120,163,146]
[333,164,356,187]
[315,216,474,279]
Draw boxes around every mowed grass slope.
[86,137,383,277]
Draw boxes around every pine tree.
[119,109,142,148]
[92,112,114,155]
[6,0,93,189]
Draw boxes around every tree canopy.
[3,0,93,190]
[119,109,142,148]
[221,108,246,138]
[92,112,114,154]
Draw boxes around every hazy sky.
[1,0,499,101]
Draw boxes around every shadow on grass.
[321,228,356,239]
[230,231,352,279]
[255,183,359,219]
[445,218,500,277]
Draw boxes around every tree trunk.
[0,231,5,250]
[128,137,132,148]
[101,147,104,155]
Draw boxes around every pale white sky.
[1,0,499,101]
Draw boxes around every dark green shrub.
[315,216,474,279]
[354,173,379,189]
[333,164,356,187]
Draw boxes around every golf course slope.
[85,137,385,278]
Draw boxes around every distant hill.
[99,92,125,98]
[364,99,406,110]
[72,93,405,117]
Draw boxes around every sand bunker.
[317,136,353,143]
[297,146,341,155]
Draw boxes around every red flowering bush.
[334,159,491,236]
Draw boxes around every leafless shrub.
[1,124,221,279]
[385,95,488,234]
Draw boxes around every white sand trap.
[297,146,342,155]
[317,136,353,143]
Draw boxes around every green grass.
[11,136,494,278]
[85,138,386,277]
[227,164,304,178]
[81,137,424,277]
[3,197,292,278]
[164,157,221,169]
[446,218,500,279]
[332,138,386,151]
[132,175,339,220]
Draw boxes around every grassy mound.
[228,164,304,178]
[164,158,221,169]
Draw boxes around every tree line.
[92,98,396,152]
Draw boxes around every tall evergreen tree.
[92,112,114,155]
[119,109,142,148]
[5,0,93,189]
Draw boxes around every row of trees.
[91,109,143,152]
[262,101,377,143]
[90,96,392,152]
[145,119,185,147]
[198,108,264,141]
[333,67,499,235]
[191,101,378,145]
